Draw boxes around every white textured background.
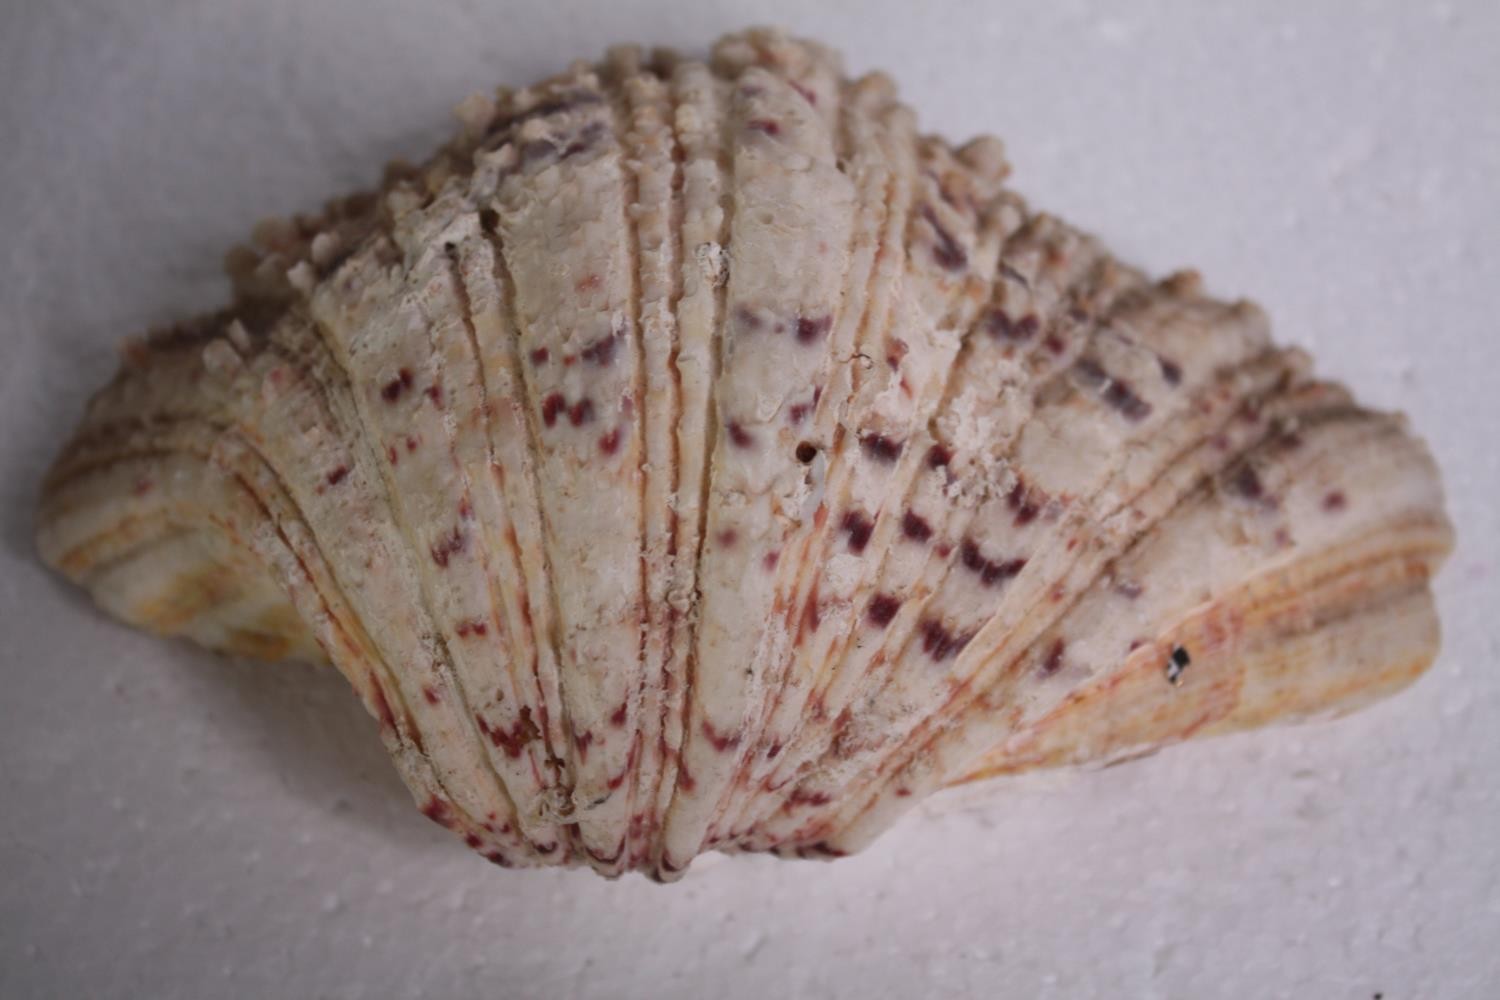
[2,2,1497,997]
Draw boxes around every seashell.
[36,27,1452,880]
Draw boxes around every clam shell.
[36,28,1452,879]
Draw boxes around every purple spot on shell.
[886,337,909,369]
[381,368,414,402]
[901,510,933,542]
[475,707,539,759]
[867,593,901,628]
[795,315,832,344]
[960,539,1025,586]
[1006,479,1026,510]
[530,347,550,365]
[454,620,473,638]
[430,526,466,567]
[568,398,595,426]
[326,465,348,486]
[919,619,973,661]
[841,510,874,554]
[420,796,455,829]
[1040,638,1066,676]
[541,393,565,427]
[747,118,780,137]
[702,719,740,752]
[787,787,833,808]
[982,558,1027,585]
[1230,465,1265,501]
[1103,380,1152,421]
[922,205,967,271]
[1159,357,1183,385]
[859,433,903,463]
[1075,358,1151,420]
[986,310,1039,343]
[927,444,953,468]
[727,421,754,448]
[580,333,620,366]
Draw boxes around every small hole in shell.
[795,442,819,464]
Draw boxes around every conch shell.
[37,28,1452,879]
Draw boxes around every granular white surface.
[2,2,1497,997]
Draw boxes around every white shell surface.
[35,27,1451,882]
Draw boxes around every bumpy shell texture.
[38,28,1452,879]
